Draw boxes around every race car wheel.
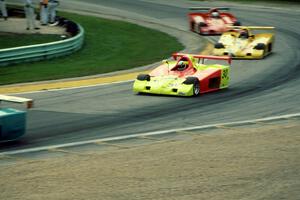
[137,74,150,81]
[214,43,225,49]
[254,43,266,50]
[198,22,207,34]
[193,81,200,96]
[183,77,200,96]
[233,21,241,26]
[268,43,273,52]
[190,22,195,31]
[199,22,207,27]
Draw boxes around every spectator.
[0,0,8,20]
[48,0,59,25]
[40,0,48,25]
[24,0,40,30]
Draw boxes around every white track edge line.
[1,113,299,156]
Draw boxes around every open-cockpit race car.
[213,26,275,59]
[133,53,231,96]
[188,7,241,35]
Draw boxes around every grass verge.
[0,12,183,85]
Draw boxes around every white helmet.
[211,11,220,18]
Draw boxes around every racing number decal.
[221,68,229,88]
[222,69,228,79]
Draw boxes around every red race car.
[188,7,241,35]
[133,53,231,96]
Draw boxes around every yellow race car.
[213,26,275,59]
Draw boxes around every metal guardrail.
[0,24,84,66]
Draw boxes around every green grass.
[0,12,183,85]
[0,34,62,49]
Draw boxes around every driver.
[239,30,249,39]
[211,11,220,18]
[177,61,189,71]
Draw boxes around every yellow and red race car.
[213,26,275,59]
[133,53,231,96]
[188,7,241,35]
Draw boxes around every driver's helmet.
[211,11,220,18]
[177,61,188,71]
[239,30,249,39]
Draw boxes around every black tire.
[137,74,150,81]
[193,81,200,96]
[198,22,207,34]
[233,21,241,26]
[183,77,200,96]
[190,22,195,31]
[199,22,207,27]
[214,43,225,49]
[268,43,273,52]
[254,43,266,50]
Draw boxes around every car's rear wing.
[0,95,34,109]
[228,26,275,30]
[189,7,230,11]
[172,53,232,65]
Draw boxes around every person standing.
[40,0,48,25]
[24,0,39,30]
[0,0,8,20]
[48,0,59,25]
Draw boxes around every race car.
[188,7,241,35]
[133,53,231,96]
[213,26,275,59]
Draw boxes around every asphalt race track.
[1,0,300,152]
